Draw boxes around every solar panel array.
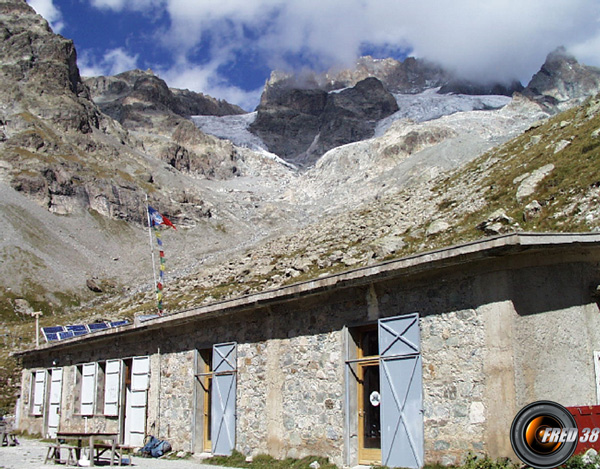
[42,320,130,343]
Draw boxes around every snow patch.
[191,112,269,152]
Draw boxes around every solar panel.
[65,325,89,336]
[42,326,65,342]
[88,322,109,331]
[58,331,74,340]
[109,320,129,328]
[41,319,129,343]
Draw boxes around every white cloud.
[78,48,139,77]
[27,0,65,32]
[84,0,600,106]
[158,60,263,111]
[154,0,600,82]
[569,33,600,69]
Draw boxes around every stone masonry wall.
[237,331,345,462]
[154,350,195,449]
[421,309,486,465]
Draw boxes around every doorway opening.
[194,349,213,453]
[356,327,382,465]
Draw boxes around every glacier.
[192,89,512,156]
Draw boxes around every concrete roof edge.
[15,232,600,356]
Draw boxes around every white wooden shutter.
[128,356,150,447]
[32,370,47,415]
[104,359,122,416]
[47,368,63,438]
[80,363,97,416]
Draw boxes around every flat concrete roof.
[15,232,600,356]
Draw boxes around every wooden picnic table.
[55,431,119,466]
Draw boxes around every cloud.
[83,0,600,106]
[146,0,600,80]
[78,48,139,77]
[27,0,65,32]
[569,33,600,69]
[158,60,263,111]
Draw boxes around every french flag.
[148,206,176,229]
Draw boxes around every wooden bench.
[93,443,133,466]
[44,444,78,465]
[116,445,134,466]
[0,430,19,446]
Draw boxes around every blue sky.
[27,0,600,111]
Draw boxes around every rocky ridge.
[524,46,600,112]
[247,52,588,166]
[85,69,245,121]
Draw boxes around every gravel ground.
[0,437,239,469]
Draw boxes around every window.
[73,360,124,416]
[354,326,381,464]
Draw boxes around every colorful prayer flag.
[147,205,175,315]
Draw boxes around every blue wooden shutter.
[211,342,237,456]
[379,314,424,469]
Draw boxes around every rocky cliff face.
[248,50,600,167]
[0,0,134,216]
[0,0,259,225]
[85,69,245,124]
[248,56,530,165]
[250,76,399,166]
[524,47,600,111]
[84,70,251,180]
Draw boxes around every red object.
[567,405,600,454]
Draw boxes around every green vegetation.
[561,453,600,469]
[205,450,337,469]
[204,452,600,469]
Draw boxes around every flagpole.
[145,194,159,313]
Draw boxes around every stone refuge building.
[13,232,600,468]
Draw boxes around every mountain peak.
[523,46,600,109]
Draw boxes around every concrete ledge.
[16,232,600,356]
